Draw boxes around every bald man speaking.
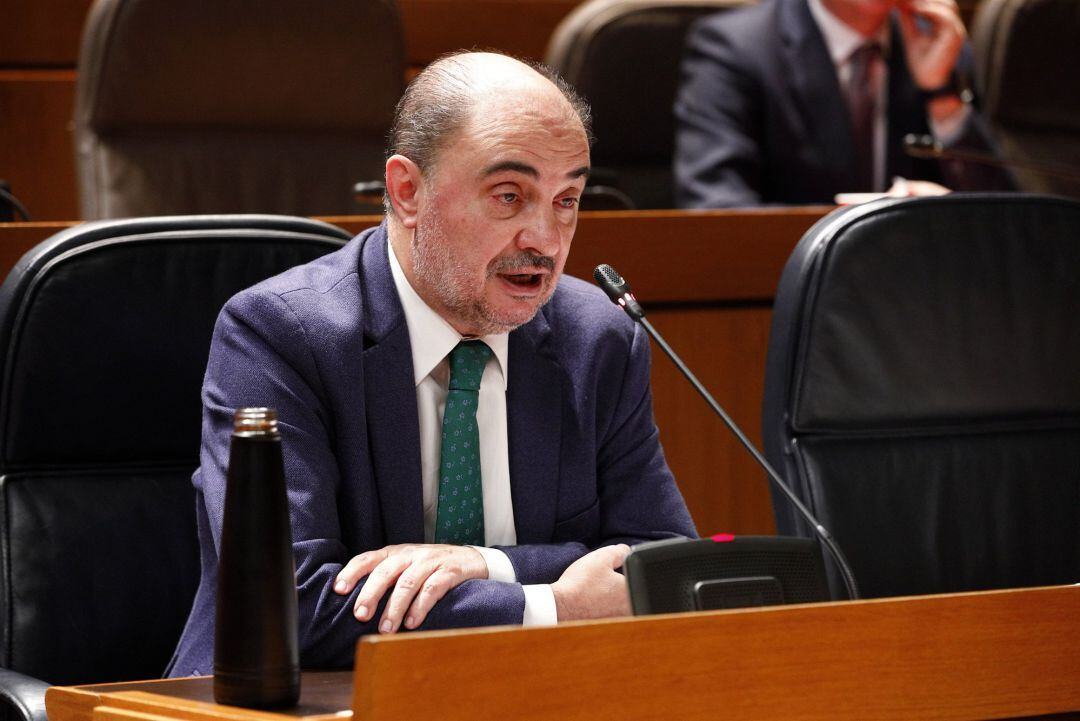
[168,52,695,675]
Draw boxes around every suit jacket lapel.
[779,0,856,187]
[359,226,425,544]
[506,308,562,544]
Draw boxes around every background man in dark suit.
[674,0,1013,207]
[168,51,695,676]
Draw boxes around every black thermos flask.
[214,407,300,708]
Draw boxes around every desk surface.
[46,672,353,721]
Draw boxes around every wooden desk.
[0,209,829,535]
[45,585,1080,721]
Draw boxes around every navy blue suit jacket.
[674,0,1012,207]
[167,223,696,676]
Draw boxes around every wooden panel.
[353,586,1080,721]
[399,0,582,66]
[0,70,79,220]
[648,306,775,534]
[0,221,72,270]
[567,208,823,301]
[0,0,93,66]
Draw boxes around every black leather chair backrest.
[972,0,1080,199]
[0,215,348,687]
[74,0,404,219]
[545,0,751,209]
[762,194,1080,599]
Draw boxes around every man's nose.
[516,206,563,257]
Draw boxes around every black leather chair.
[0,216,349,721]
[762,194,1080,599]
[972,0,1080,199]
[74,0,404,219]
[544,0,750,209]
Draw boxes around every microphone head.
[594,263,630,302]
[593,263,646,320]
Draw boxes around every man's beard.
[411,203,557,336]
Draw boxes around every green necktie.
[435,340,493,546]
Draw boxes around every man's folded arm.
[294,541,526,667]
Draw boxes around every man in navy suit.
[674,0,1013,207]
[168,51,695,676]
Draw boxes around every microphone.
[903,134,1080,183]
[593,264,644,320]
[593,264,860,601]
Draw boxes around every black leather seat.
[972,0,1080,199]
[762,194,1080,599]
[74,0,404,218]
[545,0,750,209]
[0,216,349,721]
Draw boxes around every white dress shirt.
[387,239,557,626]
[807,0,967,191]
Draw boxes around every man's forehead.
[431,99,587,181]
[479,159,590,181]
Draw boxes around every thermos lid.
[232,407,279,437]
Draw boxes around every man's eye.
[558,197,579,209]
[498,192,519,204]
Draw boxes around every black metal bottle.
[214,408,300,708]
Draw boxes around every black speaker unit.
[624,535,830,615]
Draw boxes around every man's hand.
[886,176,950,197]
[897,0,966,91]
[551,544,632,622]
[333,544,488,633]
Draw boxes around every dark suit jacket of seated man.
[167,51,696,676]
[674,0,1015,208]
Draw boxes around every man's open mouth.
[498,272,545,291]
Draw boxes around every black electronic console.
[625,534,829,615]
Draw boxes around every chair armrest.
[0,668,50,721]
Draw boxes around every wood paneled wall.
[2,0,984,223]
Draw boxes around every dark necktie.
[435,340,492,546]
[846,42,883,191]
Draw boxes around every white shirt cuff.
[471,545,516,582]
[930,103,971,146]
[522,584,558,627]
[469,547,557,626]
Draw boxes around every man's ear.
[385,155,424,229]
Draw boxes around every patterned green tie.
[435,340,492,546]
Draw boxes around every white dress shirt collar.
[807,0,889,65]
[387,237,509,390]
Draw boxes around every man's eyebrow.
[481,161,539,179]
